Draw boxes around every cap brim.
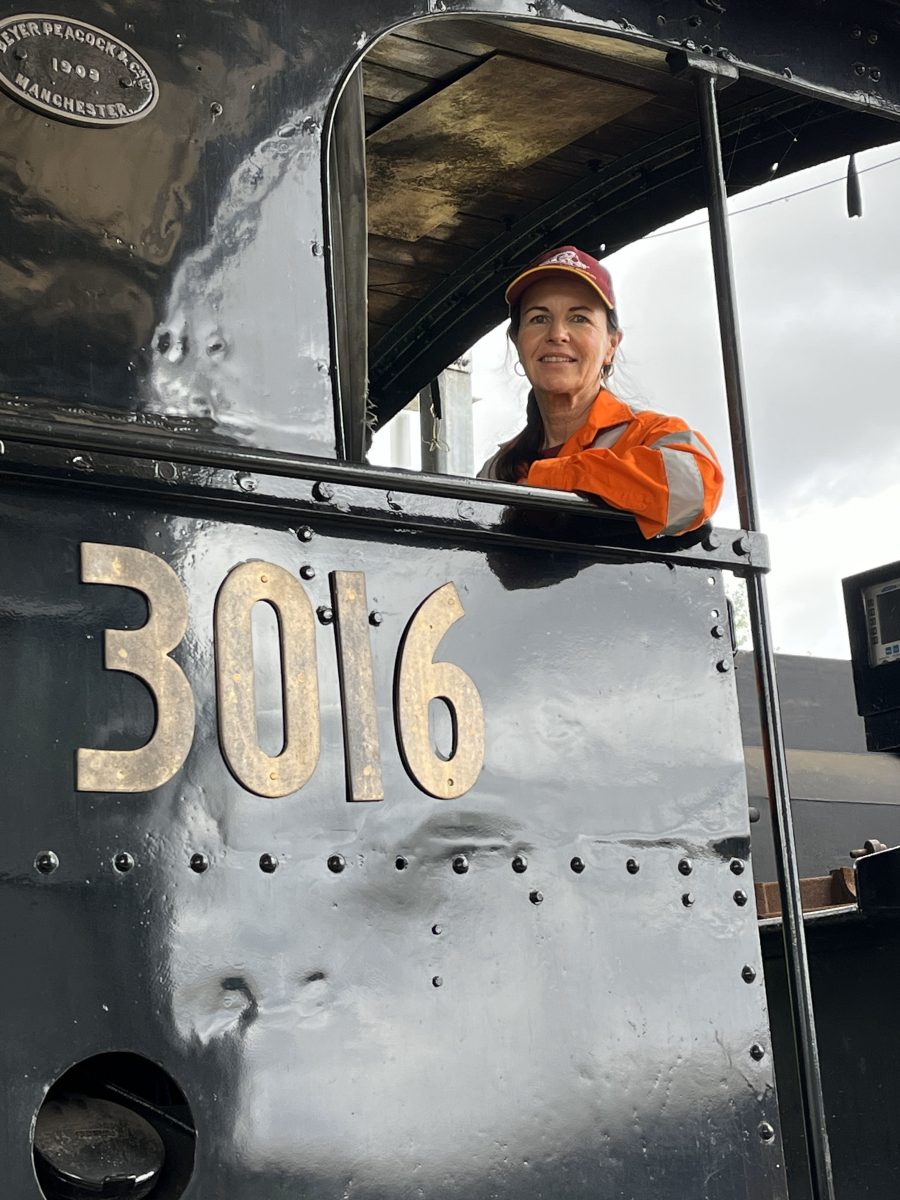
[505,264,614,311]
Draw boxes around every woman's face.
[514,275,620,403]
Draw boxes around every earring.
[514,361,527,377]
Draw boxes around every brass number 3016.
[77,544,485,802]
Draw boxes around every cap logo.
[542,249,591,272]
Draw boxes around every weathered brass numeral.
[215,561,320,798]
[330,571,384,802]
[395,582,484,800]
[77,543,195,792]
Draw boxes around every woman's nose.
[547,320,569,340]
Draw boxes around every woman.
[478,246,723,538]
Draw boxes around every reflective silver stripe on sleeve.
[650,429,712,456]
[589,422,629,450]
[659,447,705,534]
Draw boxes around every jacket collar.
[560,388,633,456]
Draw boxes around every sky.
[465,141,900,659]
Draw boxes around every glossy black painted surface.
[0,480,782,1196]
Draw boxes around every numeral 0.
[77,546,485,802]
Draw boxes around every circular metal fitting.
[327,854,346,874]
[452,855,469,875]
[867,29,879,45]
[851,24,863,38]
[34,850,59,875]
[511,855,528,874]
[730,858,745,875]
[742,964,757,983]
[853,61,867,76]
[299,564,316,580]
[678,858,693,876]
[317,606,334,625]
[190,853,209,874]
[682,892,694,907]
[733,889,748,906]
[750,1043,766,1061]
[758,1122,776,1143]
[113,852,135,873]
[711,624,726,639]
[432,975,443,988]
[395,856,409,871]
[717,658,732,673]
[296,525,314,542]
[570,856,586,874]
[259,853,278,874]
[210,101,223,116]
[369,611,384,627]
[626,858,640,875]
[703,530,721,551]
[432,924,442,936]
[529,889,544,905]
[733,535,750,556]
[312,481,334,503]
[870,67,882,82]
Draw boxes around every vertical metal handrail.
[694,70,836,1200]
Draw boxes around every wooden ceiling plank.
[364,31,482,78]
[367,54,652,242]
[363,61,435,105]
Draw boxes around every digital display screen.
[877,589,900,645]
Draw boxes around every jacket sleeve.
[524,419,723,539]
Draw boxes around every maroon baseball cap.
[505,245,615,311]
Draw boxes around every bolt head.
[369,611,384,627]
[570,856,586,874]
[312,481,334,502]
[758,1121,776,1143]
[299,564,316,580]
[711,624,726,639]
[529,889,544,905]
[395,856,408,871]
[327,854,345,874]
[742,964,757,983]
[259,853,278,874]
[432,975,443,988]
[317,605,334,625]
[431,924,442,936]
[717,658,732,673]
[750,1043,766,1061]
[114,852,135,873]
[733,535,750,556]
[626,858,640,875]
[190,853,209,874]
[512,855,528,874]
[730,858,745,875]
[703,530,721,551]
[733,889,748,906]
[678,857,693,876]
[297,525,314,542]
[452,855,469,875]
[34,850,59,875]
[682,892,694,907]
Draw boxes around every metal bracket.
[667,49,740,86]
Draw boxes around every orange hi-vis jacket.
[480,388,724,539]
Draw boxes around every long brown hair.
[492,300,621,484]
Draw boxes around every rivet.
[297,525,314,542]
[742,964,757,983]
[750,1043,766,1060]
[759,1122,776,1143]
[570,856,586,874]
[235,472,256,493]
[870,67,882,81]
[260,574,269,584]
[259,853,278,874]
[749,806,761,824]
[656,14,666,25]
[851,24,863,37]
[867,29,879,45]
[395,856,408,871]
[114,852,134,873]
[853,61,866,76]
[190,853,209,873]
[730,858,745,875]
[452,854,469,875]
[734,889,748,906]
[432,924,442,936]
[512,854,528,874]
[34,850,59,875]
[432,975,443,988]
[210,101,223,116]
[312,481,333,502]
[782,67,793,79]
[299,564,316,580]
[733,535,750,556]
[317,605,334,625]
[711,624,726,639]
[682,892,694,907]
[717,658,732,673]
[678,857,693,876]
[626,858,640,874]
[369,611,383,626]
[327,854,345,873]
[14,46,28,60]
[119,75,134,88]
[704,531,720,555]
[530,889,544,905]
